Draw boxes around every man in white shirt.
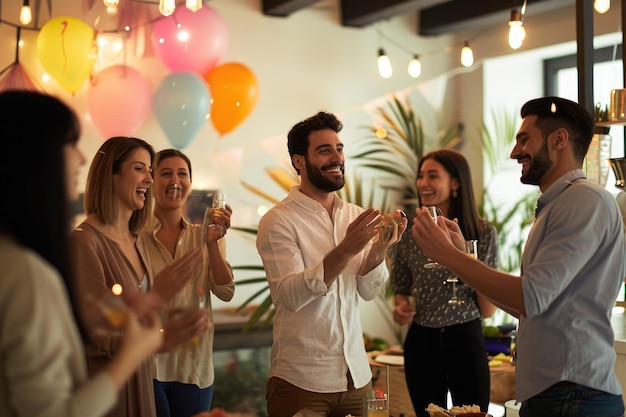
[256,111,407,417]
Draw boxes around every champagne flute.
[447,240,478,305]
[424,206,443,268]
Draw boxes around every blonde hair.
[84,137,155,234]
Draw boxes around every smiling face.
[112,147,154,212]
[510,115,554,188]
[153,155,191,211]
[297,128,345,192]
[417,158,458,215]
[64,143,86,202]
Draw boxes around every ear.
[451,177,460,192]
[293,154,305,172]
[552,128,569,150]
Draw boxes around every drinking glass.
[169,286,207,351]
[365,397,389,417]
[424,206,443,269]
[209,192,226,230]
[447,240,478,305]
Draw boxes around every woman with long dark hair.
[391,149,498,416]
[0,90,163,417]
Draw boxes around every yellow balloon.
[37,17,96,94]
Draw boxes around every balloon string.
[60,20,68,74]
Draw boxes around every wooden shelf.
[596,121,626,127]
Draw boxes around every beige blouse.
[70,222,156,417]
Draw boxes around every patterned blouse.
[391,218,498,327]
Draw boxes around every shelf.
[596,121,626,127]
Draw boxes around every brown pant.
[266,375,372,417]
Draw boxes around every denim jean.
[519,381,624,417]
[153,379,214,417]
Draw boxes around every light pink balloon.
[151,5,228,76]
[87,65,151,138]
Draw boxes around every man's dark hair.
[520,96,594,162]
[287,111,343,173]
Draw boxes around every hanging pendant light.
[460,41,474,67]
[408,55,421,78]
[508,9,526,49]
[159,0,176,16]
[594,0,610,13]
[19,0,32,25]
[377,48,393,79]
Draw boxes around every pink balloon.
[87,65,151,138]
[151,6,228,76]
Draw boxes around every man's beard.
[306,159,345,192]
[521,140,552,185]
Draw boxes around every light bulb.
[460,42,473,67]
[594,0,610,13]
[377,48,392,79]
[159,0,176,16]
[508,10,526,50]
[408,55,421,78]
[19,1,32,25]
[103,0,119,6]
[186,0,203,12]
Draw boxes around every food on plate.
[426,403,483,416]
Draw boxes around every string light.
[508,9,526,49]
[159,0,176,16]
[19,0,32,25]
[186,0,203,12]
[377,48,393,79]
[408,55,421,78]
[103,0,120,7]
[594,0,610,13]
[460,41,474,67]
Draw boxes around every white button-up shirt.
[256,186,388,392]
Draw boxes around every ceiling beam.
[419,0,575,36]
[262,0,323,17]
[340,0,430,28]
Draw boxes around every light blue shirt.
[518,169,626,401]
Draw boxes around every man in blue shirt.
[411,96,626,417]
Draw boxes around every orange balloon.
[37,16,96,94]
[205,62,259,135]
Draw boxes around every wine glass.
[447,240,478,305]
[424,206,443,269]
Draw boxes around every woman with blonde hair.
[70,137,205,417]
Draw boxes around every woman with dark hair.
[390,149,498,416]
[0,90,163,417]
[145,149,234,417]
[70,138,204,417]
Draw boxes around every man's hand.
[411,206,464,265]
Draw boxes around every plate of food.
[373,354,404,366]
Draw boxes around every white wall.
[2,0,624,345]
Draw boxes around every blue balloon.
[152,71,210,149]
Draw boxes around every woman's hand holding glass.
[203,202,232,244]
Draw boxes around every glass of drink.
[97,284,129,329]
[207,192,226,232]
[424,206,443,269]
[365,397,389,417]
